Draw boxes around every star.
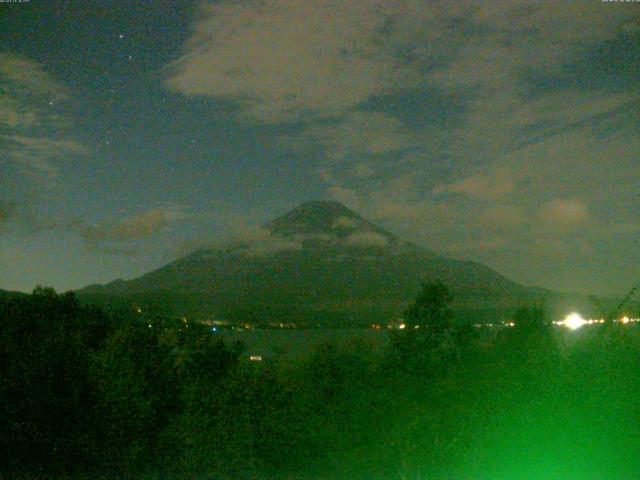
[118,34,124,39]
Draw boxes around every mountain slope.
[79,201,551,324]
[0,289,27,301]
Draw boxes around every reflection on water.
[220,328,389,358]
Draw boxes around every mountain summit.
[259,200,404,255]
[266,201,393,240]
[79,201,548,324]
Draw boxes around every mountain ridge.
[78,200,555,324]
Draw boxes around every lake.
[219,328,390,358]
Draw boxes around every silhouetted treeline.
[2,286,640,479]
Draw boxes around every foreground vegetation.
[2,285,640,479]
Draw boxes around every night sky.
[1,1,638,295]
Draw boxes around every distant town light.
[249,355,263,362]
[562,312,587,330]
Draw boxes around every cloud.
[326,176,458,242]
[226,225,303,256]
[344,231,389,248]
[85,244,139,257]
[351,163,376,178]
[434,169,517,200]
[0,53,66,98]
[474,238,511,252]
[165,0,412,123]
[326,185,365,212]
[2,135,87,183]
[167,1,637,200]
[0,54,86,189]
[285,111,420,160]
[0,198,69,237]
[332,216,359,229]
[200,212,393,255]
[538,198,590,230]
[61,206,192,256]
[77,207,190,242]
[0,96,40,129]
[478,205,526,231]
[282,110,430,182]
[0,53,67,131]
[529,237,595,262]
[164,1,639,292]
[610,222,640,235]
[166,1,635,123]
[322,173,632,292]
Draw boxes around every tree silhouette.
[390,281,456,373]
[513,305,547,332]
[403,280,454,332]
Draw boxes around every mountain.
[79,201,554,325]
[0,289,28,310]
[0,289,27,301]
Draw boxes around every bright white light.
[562,312,587,330]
